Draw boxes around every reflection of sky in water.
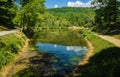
[36,42,88,69]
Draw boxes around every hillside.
[47,7,95,27]
[47,7,94,14]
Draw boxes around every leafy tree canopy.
[92,0,120,33]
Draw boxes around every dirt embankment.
[0,39,38,77]
[78,37,94,65]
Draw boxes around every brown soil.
[78,37,94,65]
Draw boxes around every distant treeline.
[47,7,95,27]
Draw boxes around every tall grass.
[0,32,26,68]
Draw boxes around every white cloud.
[54,4,58,8]
[67,0,92,7]
[66,46,82,52]
[54,45,57,48]
[66,46,88,52]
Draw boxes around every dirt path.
[78,37,94,65]
[98,35,120,47]
[0,39,39,77]
[0,30,18,36]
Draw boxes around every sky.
[45,0,92,8]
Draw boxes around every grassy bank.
[0,31,27,68]
[80,29,115,54]
[73,29,120,77]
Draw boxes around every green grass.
[80,29,115,54]
[0,31,27,68]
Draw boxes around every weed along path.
[97,35,120,47]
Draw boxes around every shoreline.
[78,37,94,65]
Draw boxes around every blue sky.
[45,0,91,8]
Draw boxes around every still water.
[36,42,88,70]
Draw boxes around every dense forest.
[0,0,120,77]
[47,7,95,28]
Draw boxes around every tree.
[14,0,45,37]
[92,0,120,33]
[0,0,16,28]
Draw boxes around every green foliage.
[13,0,45,38]
[32,29,87,46]
[0,32,26,68]
[0,0,16,28]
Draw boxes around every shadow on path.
[13,51,72,77]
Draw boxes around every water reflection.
[36,42,88,69]
[66,46,87,52]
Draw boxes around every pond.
[36,42,88,71]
